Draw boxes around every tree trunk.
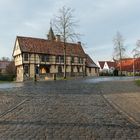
[64,43,66,79]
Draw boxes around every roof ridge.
[17,36,81,46]
[17,36,47,41]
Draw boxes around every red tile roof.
[106,61,116,68]
[16,36,86,57]
[116,58,140,72]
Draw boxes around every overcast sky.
[0,0,140,62]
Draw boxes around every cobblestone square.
[0,77,140,139]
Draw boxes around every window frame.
[24,53,29,61]
[60,56,64,63]
[46,55,50,62]
[56,56,60,63]
[41,55,45,62]
[71,56,74,63]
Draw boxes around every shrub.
[0,74,16,81]
[135,79,140,86]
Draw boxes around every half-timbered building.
[13,27,99,81]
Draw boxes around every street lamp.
[132,49,140,80]
[37,64,40,74]
[133,55,135,79]
[34,64,40,82]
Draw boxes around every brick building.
[0,61,10,74]
[116,58,140,75]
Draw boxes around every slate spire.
[47,27,55,41]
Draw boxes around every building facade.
[0,61,10,74]
[13,28,99,82]
[116,58,140,76]
[97,61,115,75]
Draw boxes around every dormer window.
[24,53,28,61]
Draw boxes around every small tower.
[47,27,55,41]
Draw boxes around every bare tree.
[133,40,140,57]
[113,32,126,75]
[6,60,16,75]
[53,6,79,79]
[131,40,140,77]
[0,57,10,61]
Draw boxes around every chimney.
[77,41,81,45]
[55,35,61,42]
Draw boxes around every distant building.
[98,58,140,76]
[97,61,116,74]
[116,58,140,75]
[0,61,10,74]
[13,27,99,82]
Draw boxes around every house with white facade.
[97,61,115,74]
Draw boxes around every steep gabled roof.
[86,54,99,68]
[16,36,86,57]
[106,61,116,68]
[98,61,105,69]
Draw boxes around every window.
[71,57,74,63]
[60,56,64,63]
[89,68,91,73]
[41,55,45,62]
[24,65,29,74]
[46,67,50,73]
[81,58,83,64]
[58,65,62,73]
[24,53,28,61]
[56,56,59,63]
[56,56,64,63]
[78,58,83,64]
[35,65,39,74]
[78,58,81,64]
[77,66,80,72]
[46,55,49,62]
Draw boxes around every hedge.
[135,79,140,86]
[0,74,16,81]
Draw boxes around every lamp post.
[34,64,40,82]
[37,64,40,73]
[132,49,139,80]
[133,55,135,80]
[37,64,40,80]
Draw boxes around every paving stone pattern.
[0,78,140,139]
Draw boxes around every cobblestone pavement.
[0,77,140,140]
